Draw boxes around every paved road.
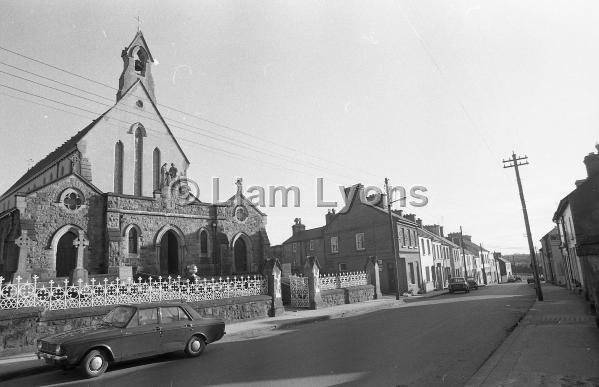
[3,283,535,387]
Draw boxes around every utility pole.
[385,178,402,300]
[503,152,544,301]
[511,255,516,276]
[460,226,468,278]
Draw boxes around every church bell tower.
[116,31,156,103]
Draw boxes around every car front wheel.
[80,349,109,378]
[185,335,206,357]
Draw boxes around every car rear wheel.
[185,335,206,357]
[80,349,109,378]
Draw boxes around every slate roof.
[283,226,325,244]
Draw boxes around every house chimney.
[440,226,444,237]
[584,144,599,178]
[325,209,335,224]
[292,218,306,235]
[462,234,472,242]
[404,213,416,223]
[416,218,422,227]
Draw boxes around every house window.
[426,266,430,282]
[421,239,425,252]
[338,263,347,271]
[407,229,412,247]
[292,243,297,253]
[427,240,431,255]
[412,230,417,247]
[409,262,415,284]
[401,228,407,247]
[200,230,208,254]
[355,233,365,250]
[309,240,315,251]
[128,227,138,254]
[330,236,338,253]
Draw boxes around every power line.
[0,85,355,180]
[0,44,379,180]
[0,72,361,181]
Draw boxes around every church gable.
[77,80,190,197]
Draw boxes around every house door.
[387,263,396,294]
[56,231,77,277]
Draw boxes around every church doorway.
[159,230,179,275]
[56,231,77,277]
[233,237,248,274]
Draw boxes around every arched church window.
[128,227,138,254]
[153,147,161,192]
[200,230,208,254]
[134,47,147,76]
[134,127,144,196]
[114,141,124,194]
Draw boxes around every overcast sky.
[1,1,598,252]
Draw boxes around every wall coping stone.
[321,288,345,296]
[0,295,272,322]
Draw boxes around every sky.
[1,1,598,253]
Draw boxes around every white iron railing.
[0,275,268,311]
[319,271,368,290]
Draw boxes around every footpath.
[0,291,450,382]
[466,283,599,386]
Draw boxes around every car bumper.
[449,286,468,291]
[37,351,68,365]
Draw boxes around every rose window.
[63,192,82,210]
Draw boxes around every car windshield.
[101,306,135,328]
[450,278,464,283]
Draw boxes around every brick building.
[538,227,567,285]
[553,145,599,319]
[277,184,420,294]
[0,31,270,282]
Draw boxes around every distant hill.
[502,253,536,275]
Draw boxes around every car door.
[159,306,193,353]
[120,307,162,360]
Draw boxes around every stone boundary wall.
[321,288,345,307]
[345,284,374,304]
[0,295,272,356]
[320,284,375,308]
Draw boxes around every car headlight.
[37,341,42,351]
[55,344,62,355]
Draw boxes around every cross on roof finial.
[135,15,142,32]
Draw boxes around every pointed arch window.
[134,127,144,196]
[134,47,147,76]
[153,147,161,192]
[128,227,138,254]
[200,230,208,254]
[114,141,124,194]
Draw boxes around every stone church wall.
[19,175,106,279]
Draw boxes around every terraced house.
[276,184,420,294]
[0,31,270,283]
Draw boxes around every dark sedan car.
[448,277,470,294]
[37,302,225,378]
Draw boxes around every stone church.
[0,31,270,283]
